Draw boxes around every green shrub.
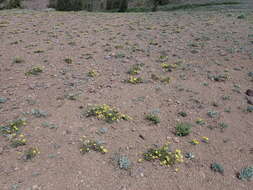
[56,0,84,11]
[23,147,40,161]
[175,122,192,136]
[143,144,183,166]
[6,0,22,9]
[80,137,108,154]
[85,104,131,123]
[145,114,160,124]
[25,66,43,76]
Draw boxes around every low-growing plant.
[0,118,26,136]
[143,144,183,166]
[158,55,169,62]
[64,57,72,64]
[127,64,144,75]
[23,147,40,161]
[201,136,209,143]
[118,155,131,170]
[25,66,43,76]
[42,122,58,129]
[247,106,253,112]
[237,14,246,19]
[86,104,131,123]
[211,163,224,174]
[161,63,177,72]
[238,166,253,180]
[31,109,48,118]
[151,73,160,81]
[0,97,7,103]
[196,118,205,125]
[190,139,200,145]
[11,134,27,148]
[145,114,160,124]
[87,70,98,77]
[222,95,231,100]
[160,76,171,83]
[185,152,195,159]
[64,93,80,100]
[218,122,229,131]
[178,111,187,117]
[151,74,171,83]
[80,137,108,154]
[175,123,192,136]
[126,76,143,84]
[207,110,219,118]
[33,50,44,54]
[208,74,229,82]
[13,56,24,64]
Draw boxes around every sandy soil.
[0,7,253,190]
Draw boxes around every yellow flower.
[191,139,200,145]
[138,158,143,163]
[175,149,181,153]
[102,148,108,153]
[202,136,209,142]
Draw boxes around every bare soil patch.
[0,7,253,190]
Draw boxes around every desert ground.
[0,3,253,190]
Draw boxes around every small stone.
[32,185,41,190]
[246,96,253,105]
[173,137,179,143]
[140,172,144,177]
[246,89,253,97]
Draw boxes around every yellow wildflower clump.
[0,118,26,136]
[196,118,205,125]
[80,137,108,155]
[87,70,98,77]
[191,139,200,145]
[25,66,43,76]
[161,63,178,72]
[11,134,27,148]
[86,104,131,123]
[201,136,209,143]
[23,147,40,161]
[143,144,183,166]
[127,64,144,75]
[127,76,143,84]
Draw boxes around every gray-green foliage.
[118,155,131,170]
[211,163,224,174]
[238,166,253,180]
[175,122,192,136]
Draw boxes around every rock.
[173,137,179,143]
[246,89,253,97]
[32,185,41,190]
[246,96,253,105]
